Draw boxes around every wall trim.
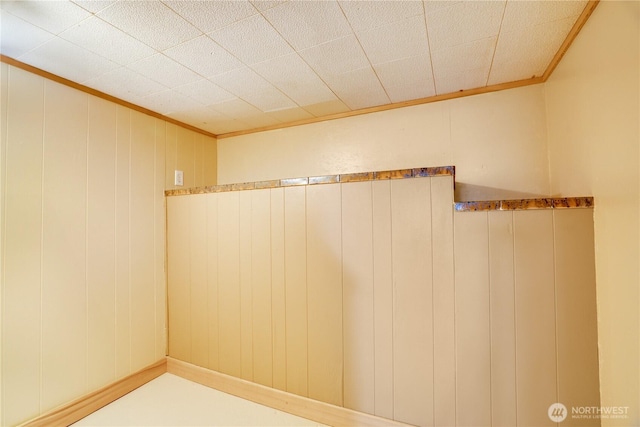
[0,55,218,139]
[19,359,167,427]
[166,357,412,427]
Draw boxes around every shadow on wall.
[455,182,550,202]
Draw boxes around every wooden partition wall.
[166,169,600,427]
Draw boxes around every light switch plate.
[174,170,184,186]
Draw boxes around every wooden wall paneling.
[154,119,167,361]
[306,184,343,407]
[488,211,517,426]
[283,186,308,397]
[115,105,131,378]
[391,178,434,427]
[430,176,456,426]
[130,111,156,371]
[251,189,274,387]
[193,134,204,187]
[341,181,375,414]
[176,127,195,188]
[2,67,44,427]
[554,209,600,426]
[239,191,254,381]
[166,196,191,363]
[217,191,242,378]
[453,211,491,427]
[514,210,557,427]
[371,180,394,420]
[270,188,287,391]
[86,96,117,391]
[164,123,177,189]
[206,194,219,371]
[203,136,217,186]
[41,80,88,410]
[189,195,208,368]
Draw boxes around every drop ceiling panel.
[263,1,352,51]
[59,16,155,66]
[19,37,119,83]
[163,35,244,78]
[426,1,505,49]
[0,10,54,58]
[0,0,91,34]
[356,14,429,65]
[0,0,591,136]
[97,1,201,51]
[209,14,293,65]
[163,0,257,34]
[251,53,337,107]
[338,0,424,33]
[375,54,435,103]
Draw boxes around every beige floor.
[72,373,326,426]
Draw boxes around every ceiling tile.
[263,1,352,51]
[209,14,293,65]
[83,66,167,100]
[357,14,429,65]
[299,35,370,79]
[434,67,490,95]
[252,53,337,107]
[0,0,91,34]
[72,0,117,14]
[250,0,289,12]
[59,16,155,66]
[173,79,235,106]
[0,10,55,58]
[163,0,257,34]
[168,106,230,130]
[374,54,435,102]
[128,54,202,89]
[267,107,314,123]
[241,113,282,129]
[339,0,424,32]
[426,1,505,50]
[324,66,390,110]
[164,35,244,78]
[303,99,350,117]
[211,67,297,112]
[209,97,264,118]
[137,89,204,115]
[97,1,201,51]
[500,1,587,33]
[431,37,496,93]
[488,16,578,85]
[19,37,119,83]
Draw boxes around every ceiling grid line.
[485,1,510,86]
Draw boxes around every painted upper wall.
[545,1,640,425]
[217,84,550,201]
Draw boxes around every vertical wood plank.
[454,211,491,427]
[307,184,343,407]
[554,209,600,426]
[239,191,253,381]
[164,123,176,190]
[391,178,433,427]
[130,111,156,372]
[115,105,131,378]
[251,189,273,387]
[206,194,219,371]
[41,80,88,411]
[166,196,191,362]
[270,188,287,391]
[190,195,208,368]
[218,191,242,378]
[194,134,204,187]
[488,211,517,427]
[431,176,456,427]
[203,136,217,186]
[284,186,308,397]
[372,180,393,420]
[86,96,117,391]
[176,127,195,188]
[514,210,556,427]
[154,119,166,361]
[2,67,43,427]
[342,181,374,414]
